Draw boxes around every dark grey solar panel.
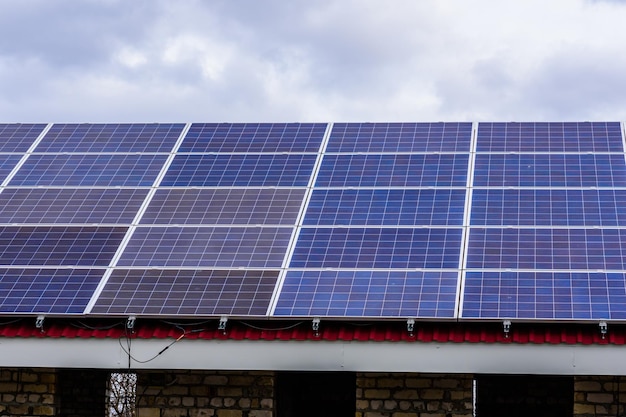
[0,268,104,314]
[0,155,23,183]
[462,271,626,320]
[274,270,459,318]
[0,188,149,224]
[36,123,185,152]
[476,122,623,152]
[473,154,626,187]
[91,269,279,316]
[0,124,47,152]
[9,154,168,186]
[118,226,293,268]
[303,189,466,226]
[467,228,626,270]
[0,226,127,266]
[290,227,463,269]
[140,188,306,225]
[160,154,317,187]
[327,122,472,152]
[315,154,468,187]
[179,123,326,152]
[471,189,626,226]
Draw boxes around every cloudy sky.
[1,0,626,122]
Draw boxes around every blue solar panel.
[290,227,463,268]
[0,268,104,314]
[91,269,279,316]
[473,154,626,187]
[0,155,23,183]
[118,226,293,268]
[0,188,149,224]
[36,123,185,152]
[140,188,306,225]
[160,154,317,187]
[471,189,626,227]
[0,124,47,152]
[462,271,626,320]
[467,228,626,270]
[0,226,127,266]
[179,123,327,152]
[327,122,472,152]
[274,270,459,318]
[9,154,168,186]
[315,154,469,187]
[303,189,466,226]
[476,122,624,152]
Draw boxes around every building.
[1,122,625,416]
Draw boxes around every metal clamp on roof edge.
[312,317,321,336]
[35,315,45,331]
[599,321,608,339]
[126,316,136,332]
[503,320,512,338]
[218,316,228,334]
[407,318,415,336]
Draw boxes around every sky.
[1,0,626,122]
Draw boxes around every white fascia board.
[0,338,623,375]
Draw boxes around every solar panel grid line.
[0,124,53,188]
[0,124,48,153]
[83,123,192,315]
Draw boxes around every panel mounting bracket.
[218,316,228,333]
[406,318,415,336]
[126,316,136,331]
[35,315,45,331]
[599,321,608,339]
[312,317,321,336]
[503,320,512,338]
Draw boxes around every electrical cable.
[119,326,186,364]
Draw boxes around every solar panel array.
[0,122,625,322]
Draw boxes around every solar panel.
[117,226,294,268]
[303,189,466,226]
[0,226,128,266]
[0,268,105,314]
[0,155,23,183]
[476,122,623,152]
[9,154,169,186]
[36,123,185,152]
[315,154,469,187]
[326,122,472,152]
[290,227,463,269]
[0,123,47,152]
[274,270,459,318]
[90,269,279,316]
[140,188,306,225]
[179,123,327,152]
[160,154,317,187]
[0,188,149,224]
[462,271,626,320]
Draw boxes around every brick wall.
[0,367,56,416]
[574,376,626,417]
[355,372,473,417]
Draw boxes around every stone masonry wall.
[574,375,626,417]
[0,367,56,416]
[356,372,473,417]
[136,370,274,417]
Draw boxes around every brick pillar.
[574,376,626,417]
[0,367,57,416]
[356,372,473,417]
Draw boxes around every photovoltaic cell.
[179,123,327,152]
[0,268,105,314]
[0,226,128,266]
[466,228,626,270]
[326,122,472,152]
[274,270,459,318]
[118,226,293,268]
[315,154,469,187]
[140,188,306,225]
[0,188,149,224]
[9,154,168,186]
[473,154,626,187]
[303,189,466,226]
[91,269,279,316]
[471,189,626,227]
[36,123,185,152]
[462,271,626,320]
[0,124,47,152]
[160,154,317,187]
[290,227,463,268]
[0,155,23,183]
[476,122,624,152]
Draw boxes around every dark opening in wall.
[475,374,573,417]
[276,371,356,417]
